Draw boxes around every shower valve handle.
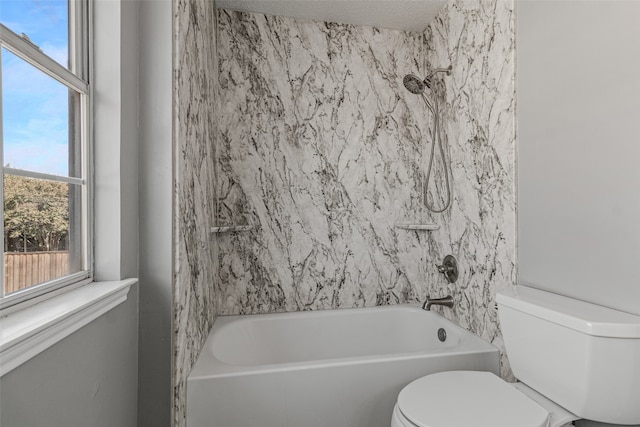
[436,255,458,284]
[437,264,454,274]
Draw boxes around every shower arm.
[426,66,452,80]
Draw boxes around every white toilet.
[391,285,640,427]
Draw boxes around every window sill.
[0,278,136,377]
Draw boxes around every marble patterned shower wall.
[422,0,516,378]
[215,0,516,375]
[173,0,219,425]
[216,10,435,314]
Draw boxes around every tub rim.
[188,304,499,380]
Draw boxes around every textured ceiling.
[216,0,448,32]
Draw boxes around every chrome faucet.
[422,295,454,311]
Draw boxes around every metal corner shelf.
[210,225,253,233]
[395,224,440,231]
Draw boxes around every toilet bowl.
[391,371,577,427]
[391,285,640,427]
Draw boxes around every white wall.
[517,1,640,315]
[94,0,139,281]
[0,285,139,427]
[138,1,173,426]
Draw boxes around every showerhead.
[403,66,452,95]
[403,74,428,94]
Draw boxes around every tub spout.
[422,295,454,311]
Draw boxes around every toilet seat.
[396,371,550,427]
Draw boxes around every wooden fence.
[4,251,69,294]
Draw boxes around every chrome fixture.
[422,295,454,311]
[402,67,452,94]
[436,255,458,283]
[402,65,453,213]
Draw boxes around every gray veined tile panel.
[216,0,448,32]
[216,10,434,315]
[173,0,219,426]
[215,0,516,376]
[422,0,516,379]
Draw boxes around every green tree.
[4,174,69,252]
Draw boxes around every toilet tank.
[496,286,640,425]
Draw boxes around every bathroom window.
[0,0,91,308]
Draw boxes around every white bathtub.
[187,304,499,427]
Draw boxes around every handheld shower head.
[401,65,454,213]
[402,66,452,95]
[403,74,427,94]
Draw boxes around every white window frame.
[0,0,93,311]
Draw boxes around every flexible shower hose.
[421,94,452,213]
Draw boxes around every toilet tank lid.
[496,286,640,338]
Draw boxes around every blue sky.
[1,0,70,177]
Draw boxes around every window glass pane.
[3,175,82,295]
[2,48,80,178]
[0,0,69,69]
